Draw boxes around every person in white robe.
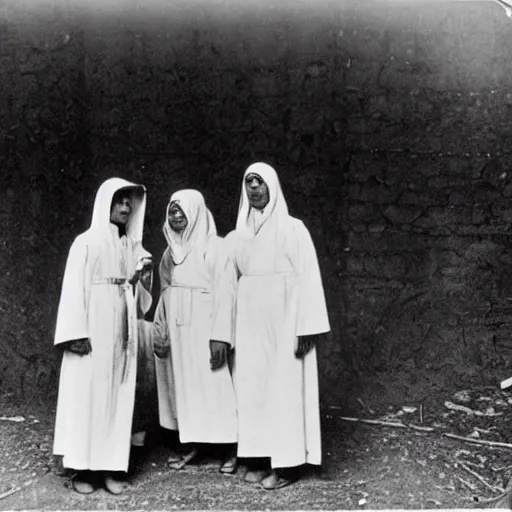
[153,189,238,473]
[53,178,153,495]
[227,162,330,490]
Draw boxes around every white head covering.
[235,162,289,239]
[163,189,217,265]
[89,177,146,243]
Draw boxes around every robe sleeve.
[136,278,152,317]
[224,230,242,279]
[152,292,170,351]
[133,242,153,315]
[290,220,330,337]
[207,237,237,347]
[158,247,173,293]
[54,235,91,345]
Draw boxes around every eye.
[170,205,183,216]
[245,174,262,185]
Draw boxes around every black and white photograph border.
[3,0,512,509]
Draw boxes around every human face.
[245,173,269,210]
[168,202,188,233]
[110,194,132,225]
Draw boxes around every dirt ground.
[2,384,512,511]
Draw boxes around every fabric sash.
[170,283,210,326]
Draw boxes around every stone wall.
[0,1,87,399]
[2,0,512,405]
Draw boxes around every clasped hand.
[210,340,229,371]
[153,339,229,368]
[129,257,153,286]
[153,339,170,359]
[295,334,320,359]
[65,338,92,356]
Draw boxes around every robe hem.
[179,435,238,444]
[237,450,321,469]
[59,459,130,473]
[271,459,322,469]
[296,327,330,337]
[54,333,89,346]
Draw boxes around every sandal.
[167,451,182,464]
[261,470,297,490]
[168,448,198,470]
[244,469,269,483]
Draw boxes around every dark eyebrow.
[245,173,263,181]
[112,189,133,201]
[169,202,184,213]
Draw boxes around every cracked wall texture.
[1,0,512,405]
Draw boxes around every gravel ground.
[1,387,512,510]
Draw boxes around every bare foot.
[244,469,269,483]
[220,454,238,475]
[104,473,130,495]
[261,469,297,490]
[72,472,95,495]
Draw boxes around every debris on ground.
[330,386,512,508]
[1,386,512,509]
[0,416,25,423]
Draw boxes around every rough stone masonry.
[1,0,512,404]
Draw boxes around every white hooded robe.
[153,189,237,444]
[227,163,330,468]
[53,177,152,472]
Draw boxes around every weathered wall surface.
[2,0,512,405]
[0,1,88,399]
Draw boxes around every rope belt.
[170,283,210,326]
[171,283,210,294]
[241,271,296,277]
[92,277,127,285]
[91,276,136,384]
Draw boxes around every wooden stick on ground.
[338,416,512,446]
[458,461,504,494]
[474,492,509,506]
[409,424,435,433]
[491,464,512,473]
[0,480,34,501]
[0,416,25,423]
[356,398,375,415]
[338,416,408,429]
[444,433,512,450]
[338,416,435,432]
[0,475,43,501]
[0,487,22,501]
[456,474,478,492]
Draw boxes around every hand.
[129,258,153,286]
[66,338,92,356]
[295,335,318,359]
[154,339,170,359]
[136,257,153,273]
[128,270,141,286]
[210,340,229,370]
